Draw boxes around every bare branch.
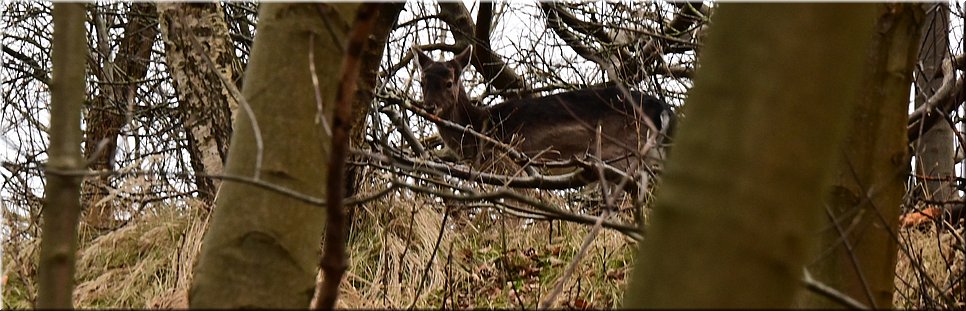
[380,107,428,157]
[802,268,871,310]
[312,4,380,309]
[391,179,643,240]
[543,2,615,44]
[541,4,610,67]
[2,45,50,85]
[908,56,965,142]
[354,148,604,191]
[540,2,705,84]
[436,2,530,98]
[666,2,707,36]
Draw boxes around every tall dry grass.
[2,178,963,308]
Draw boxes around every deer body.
[414,47,672,172]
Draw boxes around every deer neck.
[439,87,487,130]
[434,87,490,159]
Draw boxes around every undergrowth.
[2,190,963,308]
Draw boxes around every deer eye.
[445,81,453,88]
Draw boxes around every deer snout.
[425,102,438,114]
[420,99,441,115]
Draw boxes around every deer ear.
[412,47,432,71]
[452,46,473,72]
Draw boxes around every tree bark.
[157,2,238,203]
[800,4,923,308]
[342,2,402,236]
[37,3,87,308]
[188,3,359,308]
[913,3,956,212]
[623,4,877,308]
[80,3,158,228]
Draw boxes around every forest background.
[1,1,964,308]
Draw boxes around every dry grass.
[3,185,964,308]
[894,222,965,309]
[337,188,636,309]
[2,201,206,309]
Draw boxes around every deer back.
[487,86,669,169]
[413,46,672,171]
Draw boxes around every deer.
[411,46,673,186]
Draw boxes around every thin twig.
[312,3,380,309]
[821,204,877,307]
[41,168,391,208]
[309,35,333,140]
[802,268,870,310]
[389,177,642,240]
[539,207,610,309]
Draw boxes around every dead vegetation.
[3,174,964,308]
[894,220,965,308]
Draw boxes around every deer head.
[412,46,473,115]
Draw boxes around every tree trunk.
[80,3,158,228]
[343,2,403,225]
[913,3,956,212]
[623,4,877,308]
[157,2,238,203]
[37,3,87,308]
[188,3,360,308]
[800,4,923,309]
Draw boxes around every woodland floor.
[2,193,964,309]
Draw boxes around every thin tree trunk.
[913,3,956,214]
[80,3,158,227]
[623,4,877,308]
[37,3,87,308]
[343,2,403,223]
[189,3,360,308]
[157,2,237,203]
[801,4,923,308]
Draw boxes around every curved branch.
[623,3,707,82]
[908,56,965,142]
[540,2,706,84]
[541,4,610,67]
[542,2,615,44]
[667,2,708,36]
[436,2,529,98]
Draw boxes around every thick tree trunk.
[157,2,238,203]
[801,4,923,309]
[80,3,158,227]
[37,3,87,308]
[623,4,877,308]
[189,3,360,308]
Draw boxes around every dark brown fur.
[414,47,672,171]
